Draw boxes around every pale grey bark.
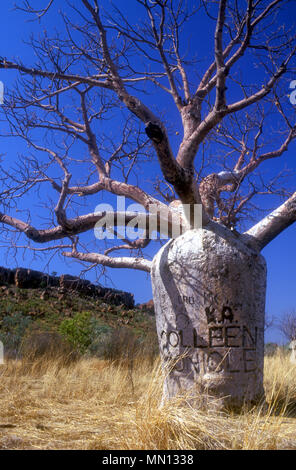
[0,209,185,244]
[63,249,152,273]
[244,191,296,250]
[151,223,266,409]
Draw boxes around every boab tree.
[0,0,296,408]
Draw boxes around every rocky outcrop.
[0,266,14,285]
[59,274,92,292]
[15,268,59,289]
[138,299,154,315]
[0,266,134,308]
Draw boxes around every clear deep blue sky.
[0,1,295,344]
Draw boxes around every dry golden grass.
[0,350,295,450]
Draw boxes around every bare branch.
[16,0,55,20]
[214,0,227,111]
[0,58,112,88]
[244,191,296,250]
[0,0,295,275]
[63,248,151,272]
[0,208,186,244]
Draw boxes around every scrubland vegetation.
[0,342,296,450]
[0,287,295,450]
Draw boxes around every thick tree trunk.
[151,222,266,410]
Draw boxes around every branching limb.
[63,248,152,272]
[104,228,151,256]
[0,58,112,88]
[81,0,195,203]
[0,208,186,243]
[244,191,296,250]
[214,0,228,111]
[16,0,55,21]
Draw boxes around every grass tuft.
[0,349,295,449]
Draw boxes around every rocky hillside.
[0,266,134,308]
[0,266,157,359]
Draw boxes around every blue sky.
[0,1,295,344]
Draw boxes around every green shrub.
[59,311,94,353]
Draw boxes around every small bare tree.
[0,0,296,408]
[278,309,296,342]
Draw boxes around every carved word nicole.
[159,306,263,374]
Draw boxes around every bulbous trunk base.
[151,224,266,410]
